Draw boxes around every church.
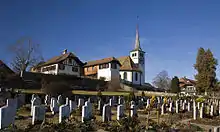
[31,24,146,85]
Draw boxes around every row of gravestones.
[0,94,26,129]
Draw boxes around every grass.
[15,89,131,96]
[15,88,175,97]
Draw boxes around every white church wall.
[130,51,139,64]
[132,72,141,85]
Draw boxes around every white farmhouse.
[31,49,84,76]
[83,57,121,81]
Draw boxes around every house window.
[124,72,127,80]
[111,63,117,69]
[58,64,65,70]
[99,63,109,69]
[135,72,138,81]
[69,59,72,64]
[72,67,78,72]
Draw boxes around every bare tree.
[9,37,43,77]
[152,70,171,90]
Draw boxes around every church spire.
[135,16,141,50]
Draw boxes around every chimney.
[62,49,67,54]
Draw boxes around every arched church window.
[135,72,138,81]
[124,72,127,80]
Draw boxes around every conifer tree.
[194,48,218,93]
[170,76,180,93]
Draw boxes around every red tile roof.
[84,57,121,67]
[117,56,141,72]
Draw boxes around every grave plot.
[0,93,206,132]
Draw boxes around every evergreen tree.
[194,48,218,93]
[170,76,180,93]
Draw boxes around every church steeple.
[134,16,141,50]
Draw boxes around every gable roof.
[35,52,84,68]
[179,77,196,87]
[117,56,141,72]
[0,60,14,75]
[84,57,121,67]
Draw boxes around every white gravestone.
[169,102,173,112]
[188,102,191,112]
[210,105,214,116]
[78,98,84,108]
[31,97,41,116]
[176,101,179,113]
[69,100,77,113]
[109,99,113,107]
[102,104,111,122]
[117,105,124,120]
[85,101,92,118]
[44,95,50,105]
[82,105,88,122]
[65,98,69,105]
[59,104,70,123]
[50,98,59,115]
[32,105,45,125]
[200,106,203,118]
[193,101,197,120]
[161,104,165,115]
[0,98,17,129]
[57,95,64,105]
[130,104,136,117]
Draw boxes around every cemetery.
[1,89,220,132]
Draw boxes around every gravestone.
[69,100,77,113]
[182,102,186,111]
[44,95,50,105]
[17,94,25,108]
[65,98,69,105]
[118,97,124,105]
[130,104,137,117]
[102,104,111,122]
[169,102,173,112]
[109,98,113,107]
[188,102,191,112]
[0,98,18,129]
[59,104,70,123]
[146,99,150,108]
[50,98,59,115]
[200,106,203,118]
[193,101,197,120]
[57,95,64,105]
[78,98,84,107]
[32,105,45,125]
[210,105,214,116]
[175,100,179,113]
[85,101,92,118]
[161,104,165,115]
[82,105,88,122]
[117,105,124,120]
[31,97,41,116]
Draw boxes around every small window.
[134,53,137,56]
[135,72,138,81]
[72,67,78,72]
[69,59,72,64]
[124,72,127,80]
[59,64,65,70]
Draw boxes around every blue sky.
[0,0,220,83]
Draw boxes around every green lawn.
[16,89,131,96]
